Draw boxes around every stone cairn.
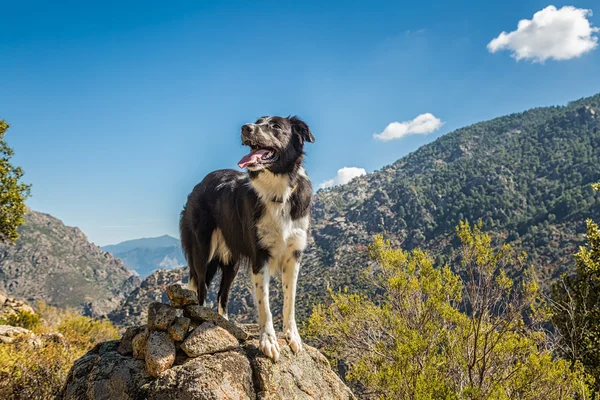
[118,284,250,377]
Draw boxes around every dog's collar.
[271,184,298,203]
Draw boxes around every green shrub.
[307,223,591,400]
[0,310,41,330]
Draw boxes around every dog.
[179,115,314,361]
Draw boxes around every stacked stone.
[117,284,249,377]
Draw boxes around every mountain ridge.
[102,235,180,254]
[0,210,140,316]
[102,235,185,278]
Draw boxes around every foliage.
[552,182,600,392]
[0,310,41,330]
[0,120,31,243]
[0,302,119,400]
[307,223,590,400]
[310,95,600,319]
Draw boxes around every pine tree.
[0,120,31,243]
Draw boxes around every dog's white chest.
[256,203,308,264]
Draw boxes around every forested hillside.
[309,94,600,286]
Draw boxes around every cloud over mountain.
[373,113,443,141]
[319,167,367,189]
[487,5,599,62]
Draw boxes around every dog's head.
[238,116,314,173]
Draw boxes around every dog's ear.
[289,116,315,144]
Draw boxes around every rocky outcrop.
[0,210,140,316]
[59,284,355,400]
[0,291,35,319]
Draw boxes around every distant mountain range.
[0,210,140,317]
[102,235,185,278]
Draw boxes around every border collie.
[179,116,314,361]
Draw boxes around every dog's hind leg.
[217,261,239,320]
[190,236,212,306]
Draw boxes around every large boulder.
[58,297,355,400]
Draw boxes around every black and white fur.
[179,116,314,360]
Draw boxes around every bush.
[0,310,41,330]
[306,223,591,400]
[0,302,119,400]
[552,181,600,392]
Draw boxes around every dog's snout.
[241,124,254,137]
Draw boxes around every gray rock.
[132,327,150,360]
[180,321,239,357]
[147,302,177,331]
[144,350,254,400]
[0,324,32,338]
[57,345,152,400]
[168,316,190,342]
[118,325,144,355]
[58,331,355,400]
[184,305,249,340]
[247,337,356,399]
[145,331,176,377]
[0,325,42,347]
[166,284,198,308]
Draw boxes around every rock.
[132,327,150,360]
[144,350,254,399]
[0,292,6,306]
[147,302,177,331]
[0,296,35,319]
[167,316,190,342]
[118,326,144,355]
[108,268,189,328]
[145,331,176,377]
[0,324,33,343]
[57,346,152,400]
[0,325,43,347]
[59,329,355,399]
[0,324,31,338]
[184,305,249,340]
[247,336,356,399]
[166,284,198,308]
[94,340,120,355]
[180,321,239,357]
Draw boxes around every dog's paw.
[284,327,303,354]
[259,330,280,361]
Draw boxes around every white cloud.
[487,5,599,62]
[373,113,443,141]
[318,167,367,190]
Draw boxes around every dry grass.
[0,302,119,400]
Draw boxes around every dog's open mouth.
[238,147,278,169]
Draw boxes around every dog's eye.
[272,124,281,130]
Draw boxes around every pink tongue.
[238,149,271,169]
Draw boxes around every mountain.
[0,210,140,317]
[102,235,180,254]
[110,93,600,327]
[102,235,185,278]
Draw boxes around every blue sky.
[1,0,599,245]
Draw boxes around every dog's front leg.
[251,265,280,361]
[282,249,302,354]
